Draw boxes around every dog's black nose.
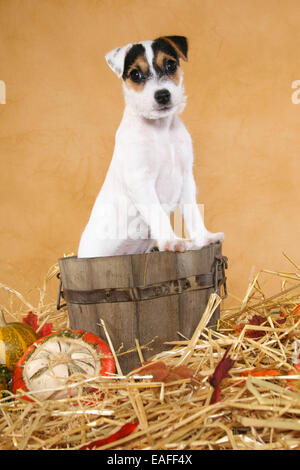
[154,89,171,105]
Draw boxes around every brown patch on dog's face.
[124,55,150,92]
[154,50,182,85]
[128,55,149,75]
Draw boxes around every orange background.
[1,0,300,308]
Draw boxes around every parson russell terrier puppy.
[78,36,224,257]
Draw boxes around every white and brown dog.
[78,36,224,258]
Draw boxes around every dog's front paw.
[192,231,225,249]
[157,238,193,252]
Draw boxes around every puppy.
[78,36,224,258]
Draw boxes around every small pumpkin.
[0,310,38,371]
[12,329,115,401]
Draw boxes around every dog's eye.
[165,60,177,74]
[129,69,143,83]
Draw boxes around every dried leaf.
[137,362,198,384]
[209,348,235,403]
[138,361,170,381]
[233,315,267,339]
[23,311,38,330]
[237,368,281,386]
[23,311,53,338]
[38,322,53,338]
[172,365,196,379]
[171,365,200,385]
[292,305,300,316]
[241,368,280,378]
[247,315,267,338]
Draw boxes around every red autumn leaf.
[172,365,196,379]
[241,368,280,378]
[164,371,183,382]
[246,315,267,339]
[138,361,170,381]
[247,314,287,336]
[22,311,53,338]
[170,365,200,385]
[269,312,287,326]
[137,361,198,384]
[275,317,286,325]
[249,315,265,325]
[234,313,287,339]
[292,305,300,316]
[211,386,221,404]
[37,322,53,338]
[209,348,235,388]
[23,311,38,330]
[237,368,281,386]
[233,315,266,339]
[79,421,138,450]
[209,348,235,403]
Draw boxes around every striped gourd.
[12,329,115,401]
[0,310,38,370]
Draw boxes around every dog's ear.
[105,43,133,78]
[161,36,188,61]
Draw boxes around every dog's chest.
[154,138,184,209]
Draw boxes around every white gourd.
[22,337,101,400]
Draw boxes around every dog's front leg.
[179,168,225,248]
[125,173,191,252]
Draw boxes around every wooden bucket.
[58,243,227,373]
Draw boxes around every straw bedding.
[1,254,300,450]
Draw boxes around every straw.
[1,255,300,450]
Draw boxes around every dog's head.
[105,36,188,119]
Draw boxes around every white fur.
[105,43,133,78]
[78,40,224,258]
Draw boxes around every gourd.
[0,365,11,398]
[12,329,115,400]
[0,310,38,371]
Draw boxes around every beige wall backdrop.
[1,0,300,307]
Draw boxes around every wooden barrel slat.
[138,295,180,353]
[176,243,221,338]
[58,243,227,373]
